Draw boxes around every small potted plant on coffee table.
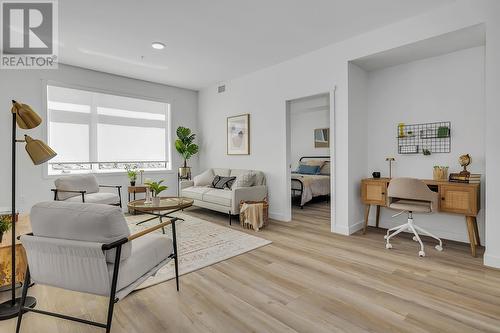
[145,180,168,206]
[0,215,12,243]
[125,165,138,186]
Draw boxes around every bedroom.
[287,93,332,222]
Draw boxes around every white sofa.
[180,168,267,224]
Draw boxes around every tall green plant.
[175,126,199,168]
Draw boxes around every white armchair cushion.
[54,174,100,200]
[110,233,173,294]
[30,201,131,263]
[193,169,214,187]
[66,192,120,205]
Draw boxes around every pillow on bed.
[296,164,321,175]
[320,161,330,175]
[302,160,325,168]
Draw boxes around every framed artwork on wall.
[314,128,329,148]
[227,114,250,155]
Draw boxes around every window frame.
[43,80,173,177]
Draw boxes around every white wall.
[364,46,485,242]
[290,95,330,169]
[348,63,369,234]
[0,64,198,213]
[198,0,500,267]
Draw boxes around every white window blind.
[47,85,170,175]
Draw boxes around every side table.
[128,185,148,214]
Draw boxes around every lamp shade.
[11,100,42,129]
[24,135,57,165]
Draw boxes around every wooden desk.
[361,178,481,257]
[128,185,148,214]
[0,214,31,287]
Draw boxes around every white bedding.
[291,173,330,206]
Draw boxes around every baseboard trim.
[269,211,290,222]
[484,253,500,269]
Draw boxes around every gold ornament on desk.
[459,154,471,177]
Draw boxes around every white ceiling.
[351,24,485,72]
[59,0,455,90]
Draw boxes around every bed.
[291,156,331,208]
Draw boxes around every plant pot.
[178,166,191,179]
[130,181,136,186]
[152,197,160,206]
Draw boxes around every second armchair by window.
[52,174,122,207]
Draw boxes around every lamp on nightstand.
[0,101,56,320]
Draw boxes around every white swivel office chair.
[385,177,443,257]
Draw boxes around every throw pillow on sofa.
[233,171,256,188]
[194,169,215,186]
[211,175,236,189]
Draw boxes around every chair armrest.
[180,180,194,190]
[51,189,87,194]
[128,217,179,241]
[99,185,122,189]
[232,185,267,213]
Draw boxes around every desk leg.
[375,205,381,228]
[363,205,370,234]
[472,217,481,247]
[466,216,477,257]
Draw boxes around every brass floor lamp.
[0,101,56,320]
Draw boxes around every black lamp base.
[0,296,36,320]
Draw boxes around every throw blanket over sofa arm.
[232,185,267,213]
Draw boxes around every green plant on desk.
[125,164,138,185]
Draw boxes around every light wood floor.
[2,201,500,333]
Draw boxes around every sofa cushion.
[212,168,230,177]
[30,201,131,263]
[193,169,214,187]
[232,171,256,188]
[110,233,173,293]
[182,186,212,200]
[211,176,236,189]
[230,169,266,186]
[203,189,232,207]
[55,174,100,200]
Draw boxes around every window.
[47,85,170,175]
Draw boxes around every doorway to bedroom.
[285,93,332,224]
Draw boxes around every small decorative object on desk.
[385,157,395,178]
[372,171,381,179]
[458,154,471,177]
[239,199,269,231]
[125,164,138,186]
[433,166,448,181]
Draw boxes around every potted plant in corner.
[125,165,138,186]
[145,180,168,206]
[0,215,12,243]
[175,126,199,179]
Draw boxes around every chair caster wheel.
[384,235,388,240]
[418,251,425,257]
[412,236,418,242]
[435,245,443,251]
[385,243,392,249]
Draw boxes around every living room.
[1,1,500,332]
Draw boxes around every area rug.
[126,212,272,290]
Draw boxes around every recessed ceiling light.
[152,42,165,50]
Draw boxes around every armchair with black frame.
[51,174,122,207]
[15,201,180,333]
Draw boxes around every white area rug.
[126,212,272,290]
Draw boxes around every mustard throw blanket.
[240,202,265,231]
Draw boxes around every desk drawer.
[361,181,387,205]
[440,184,478,216]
